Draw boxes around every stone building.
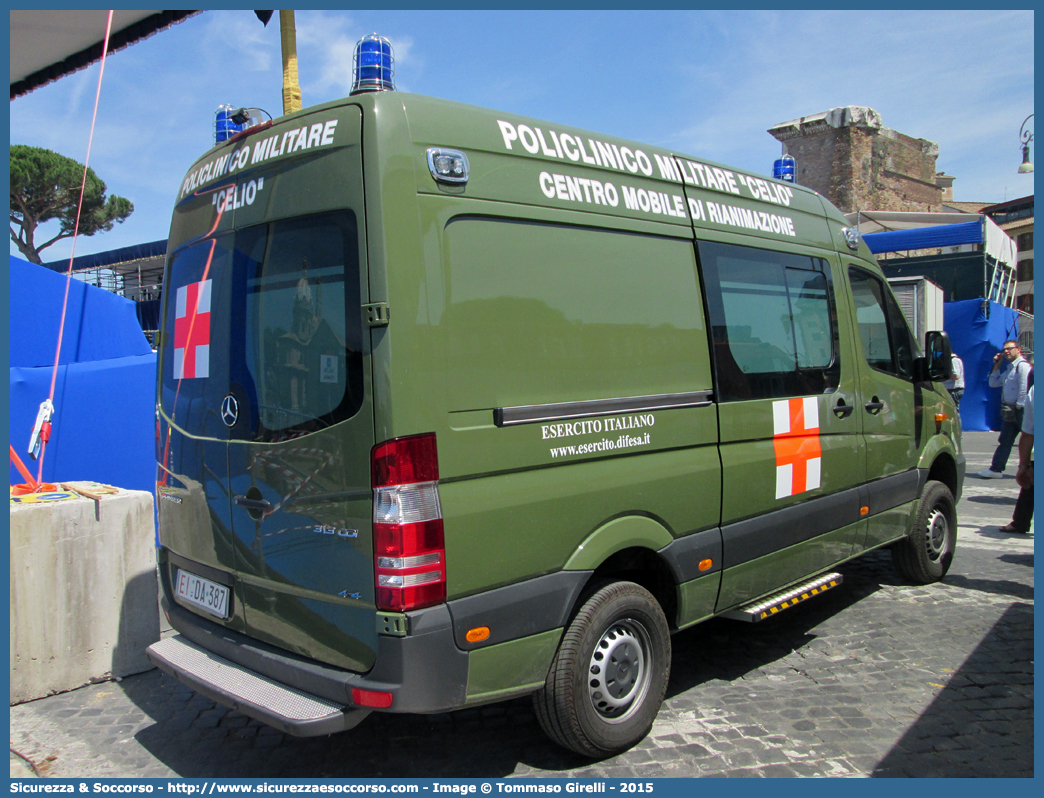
[768,106,946,215]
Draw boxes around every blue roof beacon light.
[351,33,394,94]
[773,153,797,183]
[215,104,244,144]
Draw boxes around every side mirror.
[916,330,952,382]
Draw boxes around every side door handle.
[865,396,885,415]
[832,397,854,419]
[233,495,273,511]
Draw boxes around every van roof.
[177,91,855,253]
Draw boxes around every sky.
[9,9,1036,264]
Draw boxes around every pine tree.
[10,144,133,264]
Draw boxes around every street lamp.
[1018,114,1033,174]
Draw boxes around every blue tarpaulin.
[944,298,1022,432]
[863,221,983,254]
[9,256,156,494]
[11,256,153,367]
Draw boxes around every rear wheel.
[892,479,957,583]
[533,581,670,757]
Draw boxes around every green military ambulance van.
[147,70,964,757]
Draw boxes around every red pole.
[10,445,39,490]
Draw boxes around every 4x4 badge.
[221,395,239,427]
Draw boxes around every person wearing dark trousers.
[944,353,964,411]
[978,341,1031,478]
[1001,385,1034,534]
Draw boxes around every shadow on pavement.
[871,603,1034,778]
[941,574,1035,601]
[118,551,900,778]
[667,551,896,696]
[997,552,1034,568]
[118,669,595,778]
[115,542,1022,778]
[966,495,1017,507]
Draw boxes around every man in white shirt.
[944,353,964,410]
[978,341,1031,477]
[1001,384,1033,534]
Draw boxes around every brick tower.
[768,106,944,215]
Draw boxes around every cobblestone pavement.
[10,432,1033,779]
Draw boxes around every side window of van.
[698,241,840,401]
[848,267,916,379]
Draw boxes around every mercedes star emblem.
[221,394,239,427]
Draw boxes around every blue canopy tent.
[861,215,1018,308]
[863,220,984,254]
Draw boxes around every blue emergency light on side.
[351,33,394,94]
[215,104,244,144]
[773,153,797,183]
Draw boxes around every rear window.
[162,210,363,441]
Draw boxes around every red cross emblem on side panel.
[772,397,822,499]
[173,279,212,379]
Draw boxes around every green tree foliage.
[10,145,133,264]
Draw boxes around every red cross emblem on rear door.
[772,397,822,499]
[173,279,211,379]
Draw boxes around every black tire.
[892,479,957,584]
[533,581,670,758]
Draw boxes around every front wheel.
[892,479,957,583]
[533,581,670,757]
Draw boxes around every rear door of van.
[158,105,379,672]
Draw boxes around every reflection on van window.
[161,234,234,437]
[700,241,839,402]
[849,268,915,379]
[442,219,711,408]
[242,211,363,439]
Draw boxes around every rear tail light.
[371,433,445,611]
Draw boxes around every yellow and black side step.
[721,572,843,623]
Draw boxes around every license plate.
[175,569,230,619]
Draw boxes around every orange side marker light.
[698,559,713,572]
[466,627,490,643]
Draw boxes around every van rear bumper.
[157,595,470,728]
[148,634,371,737]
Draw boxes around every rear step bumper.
[159,594,470,719]
[721,572,843,622]
[148,636,371,737]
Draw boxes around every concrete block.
[10,489,158,704]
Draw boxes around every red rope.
[159,185,234,487]
[36,10,115,484]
